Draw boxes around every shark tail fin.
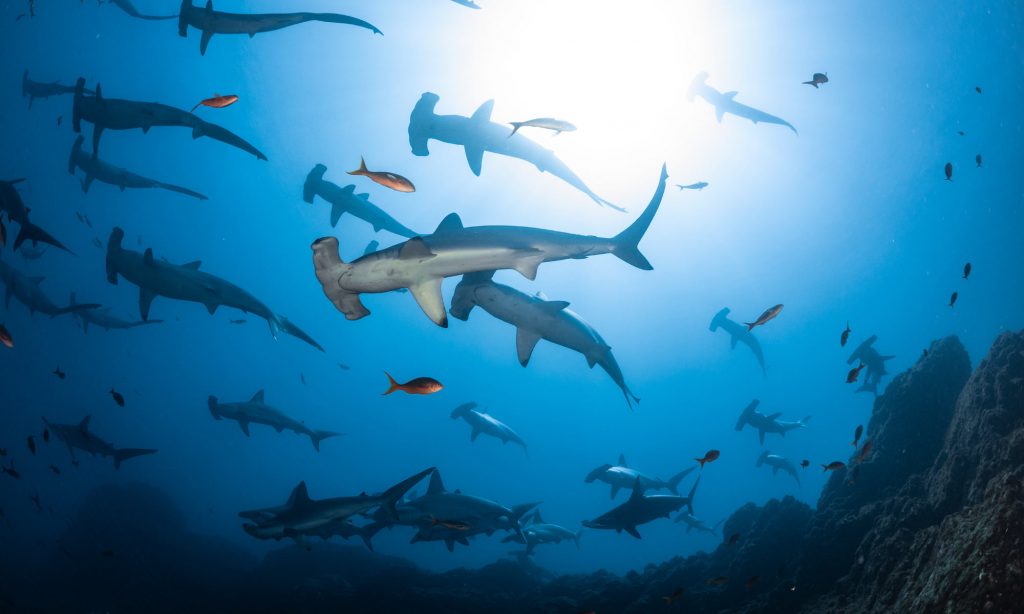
[15,220,74,255]
[309,430,340,452]
[113,448,157,470]
[303,164,327,203]
[106,227,125,284]
[508,122,522,138]
[383,372,401,395]
[380,467,436,520]
[667,466,696,495]
[610,164,668,270]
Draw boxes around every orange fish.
[822,461,846,472]
[190,93,239,113]
[348,157,416,193]
[661,587,684,604]
[383,372,443,396]
[857,440,873,464]
[744,304,783,331]
[846,363,865,383]
[695,449,720,468]
[0,324,13,348]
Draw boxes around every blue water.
[1,0,1022,581]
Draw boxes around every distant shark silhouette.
[69,292,163,333]
[0,258,100,317]
[734,399,811,445]
[0,179,76,254]
[22,69,93,108]
[756,450,800,485]
[847,335,893,396]
[408,92,620,210]
[109,0,175,20]
[43,416,157,470]
[302,164,418,238]
[687,72,797,134]
[450,0,481,9]
[68,136,207,200]
[178,0,381,56]
[710,307,766,374]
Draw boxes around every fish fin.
[249,389,265,403]
[537,300,570,313]
[470,428,480,442]
[766,412,782,420]
[723,91,738,99]
[78,415,92,432]
[287,481,312,509]
[139,289,157,321]
[433,213,464,234]
[715,107,725,123]
[618,454,628,467]
[515,328,542,366]
[610,164,667,270]
[398,237,436,260]
[511,250,546,280]
[628,478,644,502]
[409,278,447,327]
[182,260,202,270]
[585,344,611,368]
[464,144,485,176]
[610,485,620,499]
[426,469,446,495]
[470,99,494,123]
[383,372,400,395]
[624,526,642,539]
[200,31,214,56]
[238,421,250,436]
[143,248,154,267]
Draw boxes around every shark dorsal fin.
[399,237,436,260]
[426,469,446,495]
[470,99,495,124]
[341,185,355,195]
[724,91,738,99]
[287,481,311,508]
[628,478,645,502]
[766,412,783,420]
[434,213,464,234]
[182,260,202,270]
[143,248,154,267]
[359,491,368,497]
[356,193,370,201]
[454,488,462,494]
[534,510,544,524]
[78,415,92,431]
[618,453,628,468]
[96,83,103,100]
[534,291,549,301]
[250,389,265,403]
[538,300,570,313]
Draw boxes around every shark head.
[408,92,440,156]
[687,71,710,102]
[311,237,369,321]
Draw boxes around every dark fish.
[91,237,103,249]
[508,117,576,137]
[745,575,761,591]
[975,154,982,168]
[43,428,50,443]
[726,532,741,546]
[857,440,873,464]
[944,162,953,181]
[27,436,36,455]
[83,214,93,229]
[963,262,972,280]
[840,322,851,347]
[48,464,60,475]
[109,387,125,407]
[822,461,846,472]
[800,459,809,468]
[846,363,865,383]
[229,319,247,324]
[383,372,443,395]
[851,425,863,448]
[705,576,729,586]
[0,324,14,348]
[1,462,19,479]
[300,373,306,385]
[30,493,42,513]
[975,86,982,93]
[957,130,965,136]
[57,115,63,127]
[337,362,350,371]
[695,449,720,468]
[662,587,685,604]
[744,304,783,331]
[676,181,708,191]
[949,292,958,308]
[802,72,829,88]
[53,367,65,379]
[348,157,415,193]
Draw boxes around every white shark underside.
[312,165,668,327]
[688,72,797,134]
[68,136,207,200]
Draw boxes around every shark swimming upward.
[68,136,208,200]
[687,71,797,134]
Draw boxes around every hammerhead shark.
[312,165,668,327]
[710,307,766,374]
[42,416,157,469]
[408,92,619,210]
[847,335,893,396]
[22,69,93,108]
[105,227,323,351]
[674,512,722,535]
[69,292,163,333]
[451,272,639,408]
[0,179,76,254]
[734,399,811,445]
[240,467,435,541]
[585,454,696,499]
[756,450,800,485]
[108,0,175,20]
[72,78,267,161]
[178,0,381,56]
[0,258,100,317]
[687,72,797,134]
[68,136,208,200]
[449,402,527,452]
[302,164,418,238]
[502,509,581,554]
[583,477,699,539]
[208,389,339,451]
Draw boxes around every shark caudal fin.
[610,164,668,270]
[735,399,760,431]
[15,221,75,255]
[275,314,324,352]
[311,237,369,320]
[449,270,496,321]
[309,430,340,452]
[112,448,157,470]
[379,467,436,520]
[667,466,697,495]
[686,475,701,514]
[449,402,478,420]
[207,395,221,419]
[105,227,125,284]
[303,164,328,204]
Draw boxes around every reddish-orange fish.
[822,461,846,472]
[0,324,13,348]
[846,363,865,383]
[348,157,416,193]
[695,449,720,468]
[190,93,238,113]
[662,587,684,604]
[383,372,443,396]
[857,440,873,464]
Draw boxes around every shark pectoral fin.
[464,144,485,176]
[515,328,542,366]
[723,91,738,99]
[511,250,546,280]
[399,237,436,260]
[139,289,157,321]
[409,278,447,327]
[470,428,480,442]
[238,421,251,436]
[330,203,345,228]
[609,485,620,499]
[624,526,642,539]
[203,301,218,314]
[537,300,570,313]
[200,30,214,56]
[715,107,725,123]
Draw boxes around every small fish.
[0,324,13,348]
[53,367,66,379]
[383,372,443,396]
[30,493,42,513]
[348,157,415,193]
[744,304,783,331]
[48,464,60,475]
[508,117,577,138]
[92,237,103,249]
[851,424,863,448]
[975,154,982,168]
[109,387,125,407]
[2,463,20,479]
[975,86,982,93]
[963,262,972,280]
[229,319,247,324]
[300,373,307,385]
[27,436,36,455]
[944,162,953,181]
[191,93,239,113]
[800,459,809,468]
[83,214,93,229]
[726,532,741,546]
[71,460,80,468]
[661,587,684,604]
[745,575,761,591]
[676,182,708,191]
[0,216,6,247]
[840,322,851,347]
[857,440,873,464]
[695,449,720,468]
[431,517,471,531]
[705,576,729,586]
[43,428,50,443]
[57,115,63,127]
[337,363,351,371]
[949,291,958,308]
[802,72,829,88]
[957,130,965,137]
[822,461,846,472]
[846,363,865,383]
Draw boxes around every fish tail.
[744,322,756,331]
[803,81,818,88]
[508,122,522,138]
[610,164,668,270]
[190,102,201,113]
[383,371,401,395]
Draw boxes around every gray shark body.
[207,389,339,451]
[585,454,695,499]
[734,399,811,445]
[502,510,581,554]
[69,292,163,332]
[68,136,207,200]
[583,477,699,539]
[312,165,668,327]
[451,272,639,407]
[408,93,619,210]
[22,70,92,108]
[449,402,527,452]
[687,72,797,134]
[72,78,266,161]
[710,307,765,373]
[756,450,800,485]
[109,0,175,20]
[105,227,322,350]
[178,0,381,56]
[42,416,157,469]
[0,179,76,254]
[0,258,99,317]
[302,165,418,238]
[674,512,721,535]
[847,335,893,396]
[240,467,435,541]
